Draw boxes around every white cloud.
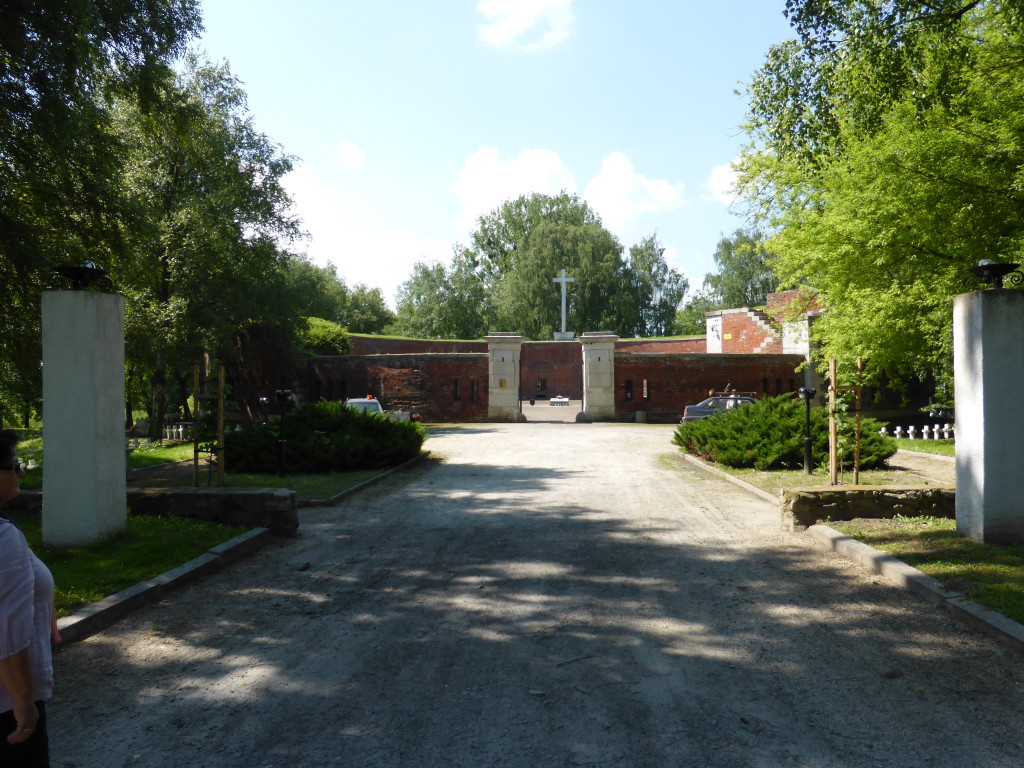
[283,165,450,307]
[450,146,577,231]
[337,140,365,169]
[582,152,685,234]
[477,0,574,51]
[704,160,739,206]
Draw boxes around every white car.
[344,397,411,421]
[344,397,384,415]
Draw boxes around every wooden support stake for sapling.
[193,364,201,488]
[217,364,225,487]
[829,358,838,485]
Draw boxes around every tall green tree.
[389,247,490,339]
[738,2,1024,388]
[112,56,300,435]
[471,191,603,282]
[393,193,693,340]
[671,229,778,337]
[626,235,689,337]
[0,0,201,425]
[343,284,395,334]
[703,228,779,309]
[491,220,631,338]
[281,257,395,333]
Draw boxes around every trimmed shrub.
[672,394,896,471]
[225,400,425,474]
[299,317,350,356]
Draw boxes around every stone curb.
[299,451,431,508]
[54,527,273,647]
[808,524,1024,655]
[679,453,778,505]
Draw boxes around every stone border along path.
[682,449,1024,655]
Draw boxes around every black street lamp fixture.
[969,259,1022,289]
[798,387,817,475]
[54,261,109,290]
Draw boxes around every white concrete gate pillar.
[41,290,127,546]
[954,289,1024,543]
[485,333,525,422]
[578,332,618,422]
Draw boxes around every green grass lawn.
[222,470,382,500]
[720,465,943,495]
[129,440,198,466]
[16,437,198,489]
[830,516,1024,625]
[19,439,389,501]
[895,438,955,456]
[6,510,247,617]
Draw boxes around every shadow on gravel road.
[52,454,1024,768]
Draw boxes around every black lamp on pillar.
[968,259,1022,289]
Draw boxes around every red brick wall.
[302,354,489,422]
[766,289,821,319]
[615,338,706,354]
[720,311,781,354]
[520,342,582,399]
[614,353,806,422]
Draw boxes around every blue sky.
[197,1,796,307]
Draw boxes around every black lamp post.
[798,387,817,475]
[275,389,292,476]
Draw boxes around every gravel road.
[51,424,1023,767]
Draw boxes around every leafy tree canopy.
[673,228,779,335]
[394,194,689,340]
[739,2,1024,390]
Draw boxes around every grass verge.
[222,470,382,501]
[6,510,247,617]
[719,465,945,496]
[894,438,955,456]
[829,516,1024,626]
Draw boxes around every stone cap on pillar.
[485,333,525,344]
[579,331,619,344]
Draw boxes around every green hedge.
[225,400,426,474]
[671,394,896,471]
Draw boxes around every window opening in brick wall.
[535,378,547,395]
[763,378,770,394]
[789,378,795,392]
[776,378,783,394]
[624,380,634,402]
[453,380,461,401]
[642,378,649,401]
[470,379,479,404]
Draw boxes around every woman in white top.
[0,430,58,767]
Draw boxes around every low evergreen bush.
[225,400,426,474]
[672,394,896,471]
